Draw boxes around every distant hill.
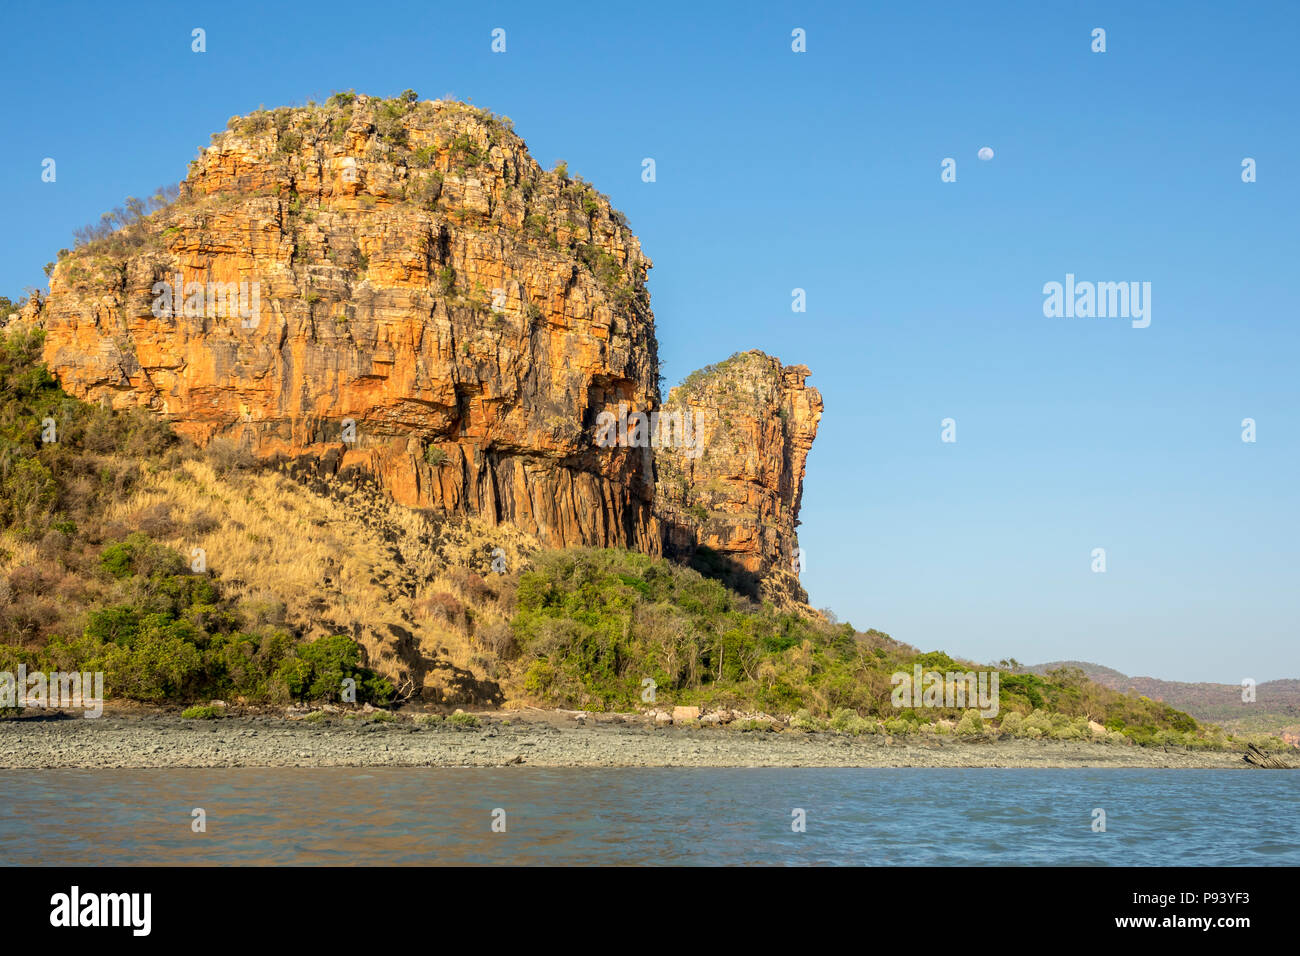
[1028,661,1300,741]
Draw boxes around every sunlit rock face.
[38,95,820,598]
[654,351,822,604]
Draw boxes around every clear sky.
[3,1,1296,682]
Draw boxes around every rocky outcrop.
[39,94,659,553]
[1243,744,1294,769]
[654,351,822,603]
[33,94,820,599]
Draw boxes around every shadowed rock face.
[35,95,820,601]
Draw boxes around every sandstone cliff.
[655,351,822,604]
[32,93,820,602]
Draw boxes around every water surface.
[2,768,1295,865]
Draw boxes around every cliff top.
[54,90,649,315]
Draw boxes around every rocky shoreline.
[0,705,1282,769]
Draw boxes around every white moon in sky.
[977,146,994,161]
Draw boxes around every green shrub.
[99,533,186,580]
[575,244,636,310]
[409,171,443,210]
[448,133,483,168]
[790,708,825,731]
[438,266,456,296]
[205,630,296,701]
[828,708,856,731]
[829,708,873,735]
[102,629,204,701]
[955,709,985,736]
[913,650,961,672]
[18,529,394,707]
[523,659,555,696]
[374,99,410,146]
[276,634,394,705]
[2,458,58,531]
[999,673,1047,711]
[448,711,480,727]
[84,605,144,646]
[181,704,224,720]
[1021,709,1055,737]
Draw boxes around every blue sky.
[3,1,1296,681]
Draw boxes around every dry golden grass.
[0,538,41,578]
[104,458,541,702]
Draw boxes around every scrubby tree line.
[507,548,1249,748]
[70,184,180,248]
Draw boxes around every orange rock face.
[654,351,823,603]
[36,95,820,597]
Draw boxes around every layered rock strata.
[33,94,820,600]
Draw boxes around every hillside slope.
[1030,660,1300,742]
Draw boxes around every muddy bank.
[0,706,1274,769]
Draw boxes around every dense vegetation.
[507,548,1242,747]
[1,530,393,708]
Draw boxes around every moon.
[977,146,994,161]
